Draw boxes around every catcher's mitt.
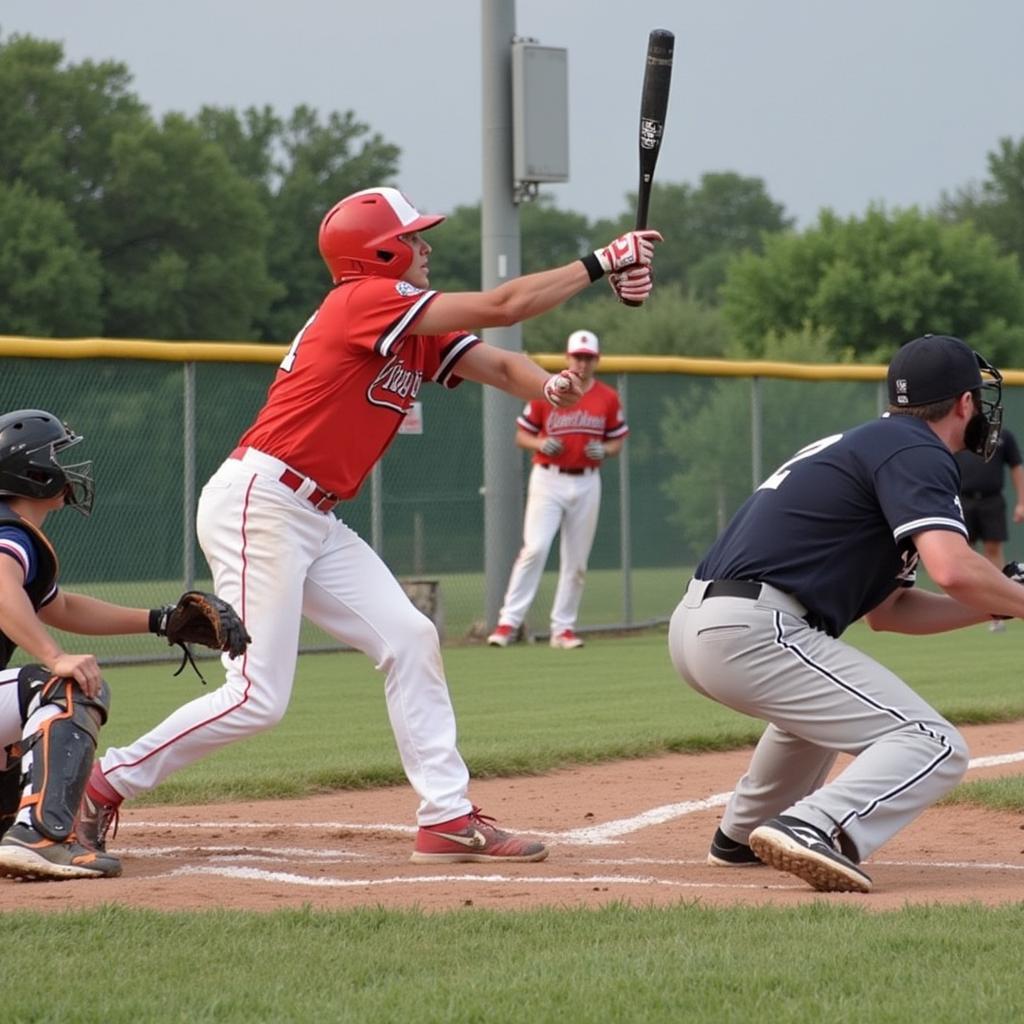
[151,591,251,681]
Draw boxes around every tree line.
[5,30,1024,365]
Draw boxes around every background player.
[79,187,661,864]
[0,409,247,881]
[487,329,628,649]
[956,426,1024,631]
[668,334,1024,893]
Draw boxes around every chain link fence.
[3,339,1023,665]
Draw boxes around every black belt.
[539,464,588,476]
[704,580,763,600]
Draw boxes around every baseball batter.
[488,330,628,649]
[669,335,1024,893]
[79,187,662,863]
[0,410,247,880]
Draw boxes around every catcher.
[0,409,248,882]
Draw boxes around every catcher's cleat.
[76,764,122,853]
[707,827,763,867]
[410,807,548,864]
[550,629,584,650]
[0,823,122,881]
[748,815,872,893]
[486,624,516,647]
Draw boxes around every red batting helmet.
[318,187,446,283]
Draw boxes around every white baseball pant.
[498,464,601,634]
[98,450,473,825]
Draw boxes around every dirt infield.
[2,721,1022,912]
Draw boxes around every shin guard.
[17,668,111,842]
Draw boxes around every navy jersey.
[0,502,59,669]
[696,415,967,637]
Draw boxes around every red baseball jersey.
[239,277,479,498]
[517,379,628,470]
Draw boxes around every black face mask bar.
[964,353,1003,462]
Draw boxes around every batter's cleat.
[749,815,872,893]
[707,827,763,867]
[0,823,122,881]
[487,624,516,647]
[550,629,584,649]
[76,767,122,853]
[410,807,549,864]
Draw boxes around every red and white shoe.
[550,629,584,649]
[410,807,548,863]
[487,624,516,647]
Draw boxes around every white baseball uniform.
[96,275,483,825]
[497,382,627,634]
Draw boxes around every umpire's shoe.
[411,806,548,863]
[749,815,872,893]
[707,827,763,867]
[0,823,122,881]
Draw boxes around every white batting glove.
[608,266,653,305]
[543,369,582,408]
[584,440,607,461]
[540,437,565,456]
[595,229,663,274]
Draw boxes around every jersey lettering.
[758,434,844,491]
[280,312,318,373]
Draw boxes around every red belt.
[539,463,589,476]
[229,447,339,512]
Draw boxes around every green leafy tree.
[939,136,1024,271]
[722,206,1024,365]
[94,114,280,339]
[0,181,102,335]
[594,173,793,303]
[194,104,402,341]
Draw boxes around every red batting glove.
[543,369,583,407]
[595,229,663,274]
[609,266,653,304]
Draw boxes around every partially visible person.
[956,428,1024,631]
[669,334,1024,894]
[0,409,247,882]
[487,329,628,650]
[77,187,662,866]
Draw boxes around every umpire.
[669,334,1024,894]
[956,428,1024,601]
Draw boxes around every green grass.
[98,621,1024,807]
[9,903,1024,1023]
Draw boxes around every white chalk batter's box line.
[123,747,1024,848]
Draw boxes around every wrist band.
[149,607,165,634]
[581,253,604,282]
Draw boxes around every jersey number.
[758,433,843,491]
[280,312,318,373]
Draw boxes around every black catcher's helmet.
[0,409,94,515]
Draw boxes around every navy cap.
[887,334,983,407]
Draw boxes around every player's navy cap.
[887,334,983,406]
[567,329,599,356]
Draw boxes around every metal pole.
[617,373,633,626]
[182,362,196,590]
[750,376,763,491]
[481,0,524,629]
[371,462,383,555]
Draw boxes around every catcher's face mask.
[963,354,1003,462]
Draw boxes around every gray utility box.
[511,42,569,185]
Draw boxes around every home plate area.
[0,721,1022,913]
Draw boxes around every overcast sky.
[3,1,1022,228]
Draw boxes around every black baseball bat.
[623,29,674,306]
